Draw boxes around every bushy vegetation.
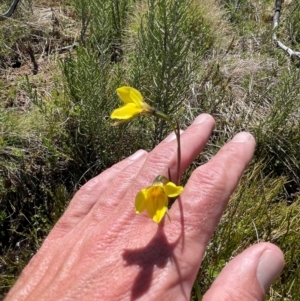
[0,0,300,300]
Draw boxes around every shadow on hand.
[122,222,183,300]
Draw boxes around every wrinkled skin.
[5,114,284,301]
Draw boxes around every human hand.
[5,114,284,301]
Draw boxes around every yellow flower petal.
[134,176,184,223]
[110,103,143,120]
[145,187,168,223]
[151,205,168,223]
[163,182,184,197]
[116,86,143,106]
[111,86,153,122]
[135,189,147,213]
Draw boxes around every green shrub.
[125,0,213,144]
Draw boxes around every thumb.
[203,243,284,301]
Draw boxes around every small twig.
[18,44,38,74]
[0,0,20,21]
[153,110,182,185]
[25,45,38,75]
[272,0,300,59]
[57,42,78,53]
[252,220,260,243]
[175,120,181,186]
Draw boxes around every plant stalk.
[153,110,181,185]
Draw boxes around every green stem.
[153,110,181,185]
[193,278,203,300]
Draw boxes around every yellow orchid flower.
[135,175,184,223]
[111,86,154,120]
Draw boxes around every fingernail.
[128,150,146,160]
[193,114,209,124]
[165,130,184,142]
[165,132,176,142]
[232,132,252,142]
[256,251,284,293]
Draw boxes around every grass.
[0,0,300,300]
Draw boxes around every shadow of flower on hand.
[122,222,183,300]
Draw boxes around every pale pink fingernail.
[193,114,210,124]
[165,132,176,142]
[256,250,285,293]
[232,132,253,142]
[165,130,184,142]
[128,150,147,160]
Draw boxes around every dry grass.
[192,0,232,49]
[0,0,79,108]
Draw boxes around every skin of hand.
[5,114,284,301]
